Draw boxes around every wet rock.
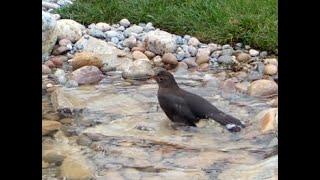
[144,29,177,55]
[42,65,51,74]
[124,25,143,37]
[123,36,137,48]
[119,18,130,27]
[43,150,66,164]
[260,108,278,133]
[74,36,123,66]
[248,79,278,97]
[77,135,92,146]
[42,11,58,60]
[144,50,156,59]
[247,71,263,81]
[249,49,259,56]
[174,62,188,74]
[51,88,86,117]
[65,80,79,88]
[42,120,61,135]
[60,156,95,180]
[162,53,178,65]
[54,68,67,84]
[43,113,60,121]
[122,59,153,80]
[59,118,74,124]
[188,37,200,47]
[236,53,251,62]
[69,52,103,70]
[221,79,236,93]
[264,64,278,75]
[71,66,104,85]
[199,63,209,71]
[132,50,149,60]
[56,19,85,42]
[235,81,250,93]
[182,57,198,68]
[219,155,278,180]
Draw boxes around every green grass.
[57,0,278,52]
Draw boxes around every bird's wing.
[158,93,197,125]
[182,90,217,118]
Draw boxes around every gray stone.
[217,55,234,64]
[222,44,231,49]
[88,28,106,39]
[188,46,198,57]
[221,48,234,56]
[124,25,144,37]
[122,59,153,80]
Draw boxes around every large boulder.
[144,29,177,55]
[42,11,58,60]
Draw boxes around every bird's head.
[152,68,178,88]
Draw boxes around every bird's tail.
[208,110,245,132]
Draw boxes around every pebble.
[77,135,92,146]
[71,66,104,85]
[245,45,251,50]
[88,28,106,39]
[249,49,259,56]
[188,37,200,47]
[65,80,79,88]
[52,46,69,55]
[183,57,198,68]
[43,150,65,164]
[119,18,130,27]
[54,69,67,84]
[199,63,209,71]
[260,51,268,58]
[196,54,209,65]
[221,48,234,56]
[236,53,251,62]
[42,120,61,136]
[111,37,119,44]
[144,51,156,59]
[59,39,72,47]
[152,56,163,67]
[123,36,137,48]
[95,22,111,32]
[70,52,103,70]
[50,56,66,67]
[222,44,231,49]
[132,50,149,60]
[188,46,198,56]
[162,53,178,65]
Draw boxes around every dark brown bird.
[153,68,245,132]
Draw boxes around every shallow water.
[42,70,277,180]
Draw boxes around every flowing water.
[42,70,278,180]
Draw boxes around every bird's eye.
[159,77,164,81]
